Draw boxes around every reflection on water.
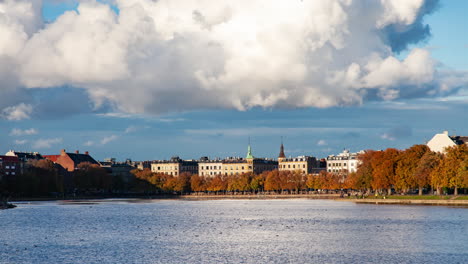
[1,199,467,264]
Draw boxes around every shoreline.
[336,198,468,206]
[7,194,468,206]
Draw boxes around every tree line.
[1,144,467,197]
[1,161,137,197]
[132,144,468,195]
[349,144,468,195]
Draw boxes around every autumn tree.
[264,170,281,192]
[173,172,192,194]
[250,174,265,192]
[443,144,468,195]
[207,174,227,193]
[190,174,206,192]
[395,145,429,193]
[458,157,468,194]
[414,151,441,195]
[354,150,375,191]
[372,148,400,195]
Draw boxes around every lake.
[1,199,467,264]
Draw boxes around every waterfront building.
[198,144,278,176]
[326,149,363,174]
[5,150,44,174]
[136,161,151,170]
[198,157,223,177]
[5,150,43,161]
[151,156,198,176]
[427,130,468,153]
[44,149,100,172]
[0,155,20,179]
[277,142,324,174]
[100,158,136,183]
[221,144,277,175]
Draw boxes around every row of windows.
[4,166,16,169]
[200,171,222,176]
[328,162,355,167]
[200,165,221,170]
[279,164,306,169]
[4,172,16,175]
[224,166,252,170]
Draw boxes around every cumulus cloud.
[1,103,33,120]
[33,137,63,149]
[10,128,38,136]
[1,0,466,116]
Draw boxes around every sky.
[0,0,467,161]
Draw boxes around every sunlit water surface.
[1,199,467,264]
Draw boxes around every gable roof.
[43,155,60,162]
[66,153,100,166]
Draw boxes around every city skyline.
[1,0,467,161]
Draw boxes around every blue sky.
[1,0,467,161]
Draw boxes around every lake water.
[0,199,467,264]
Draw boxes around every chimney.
[85,151,89,155]
[75,150,79,154]
[443,130,449,135]
[60,149,66,155]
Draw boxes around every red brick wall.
[56,155,75,172]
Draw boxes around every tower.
[246,137,254,160]
[278,137,286,162]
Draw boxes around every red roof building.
[44,149,99,172]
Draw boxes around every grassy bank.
[362,195,453,200]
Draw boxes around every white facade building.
[326,149,364,174]
[427,131,468,153]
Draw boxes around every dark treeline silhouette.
[1,161,148,198]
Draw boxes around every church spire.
[279,136,285,159]
[246,137,254,159]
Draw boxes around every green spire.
[246,137,254,159]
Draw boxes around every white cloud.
[84,140,94,147]
[100,135,118,145]
[1,103,33,120]
[124,125,138,134]
[10,128,38,136]
[33,137,63,149]
[1,0,465,116]
[380,133,396,141]
[317,140,328,146]
[14,139,28,145]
